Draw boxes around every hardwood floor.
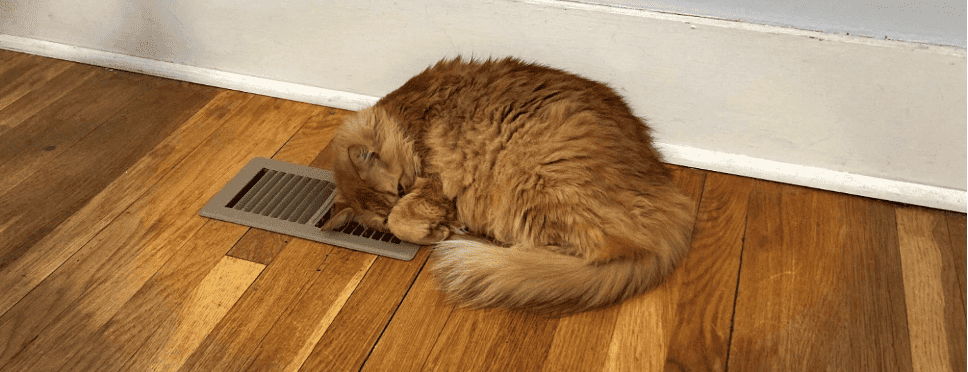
[0,50,963,372]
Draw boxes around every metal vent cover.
[200,157,419,261]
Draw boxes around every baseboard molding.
[659,144,966,212]
[0,35,378,111]
[2,34,964,212]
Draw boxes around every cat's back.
[378,57,637,128]
[379,57,670,189]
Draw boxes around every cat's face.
[321,144,411,232]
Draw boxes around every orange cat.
[322,57,695,314]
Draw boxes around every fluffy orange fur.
[322,57,696,314]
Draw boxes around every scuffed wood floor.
[0,50,964,372]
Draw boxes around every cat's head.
[321,108,419,232]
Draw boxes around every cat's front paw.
[386,213,451,245]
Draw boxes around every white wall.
[583,0,966,47]
[1,0,965,211]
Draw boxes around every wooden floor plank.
[360,266,456,372]
[271,107,349,167]
[0,78,216,302]
[0,78,217,311]
[0,81,223,370]
[897,207,965,372]
[945,212,968,371]
[175,239,337,372]
[298,248,432,372]
[729,182,913,371]
[664,172,751,372]
[52,99,339,372]
[0,78,217,263]
[421,308,559,372]
[540,308,621,372]
[241,249,376,372]
[0,68,152,195]
[603,277,679,372]
[51,220,255,372]
[225,228,293,265]
[0,95,314,372]
[0,90,249,316]
[0,55,74,119]
[945,212,966,311]
[0,62,101,133]
[0,49,26,70]
[121,255,265,372]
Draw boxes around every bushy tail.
[430,234,687,315]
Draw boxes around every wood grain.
[729,182,913,371]
[603,276,678,372]
[53,221,258,372]
[540,308,621,372]
[945,212,966,311]
[0,77,216,273]
[174,239,336,372]
[225,228,293,265]
[0,90,249,316]
[0,62,100,133]
[422,308,560,372]
[0,49,26,72]
[280,254,374,372]
[0,79,218,329]
[241,249,376,372]
[896,207,964,372]
[298,248,432,372]
[360,266,456,372]
[664,172,752,372]
[0,96,315,372]
[0,55,73,118]
[271,106,349,166]
[121,255,265,372]
[944,212,967,372]
[47,97,337,372]
[0,69,151,195]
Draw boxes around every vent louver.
[200,157,419,260]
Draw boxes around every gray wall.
[581,0,966,47]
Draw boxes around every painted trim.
[659,144,966,212]
[0,35,377,111]
[1,34,964,212]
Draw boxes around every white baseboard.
[2,34,964,212]
[659,144,966,212]
[0,35,378,111]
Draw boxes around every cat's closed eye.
[397,183,405,197]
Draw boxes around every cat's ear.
[347,144,380,170]
[320,194,354,231]
[348,144,390,175]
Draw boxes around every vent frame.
[200,157,420,261]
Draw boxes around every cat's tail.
[430,225,691,315]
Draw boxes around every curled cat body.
[322,57,696,314]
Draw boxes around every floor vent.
[200,157,419,261]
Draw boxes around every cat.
[321,57,696,314]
